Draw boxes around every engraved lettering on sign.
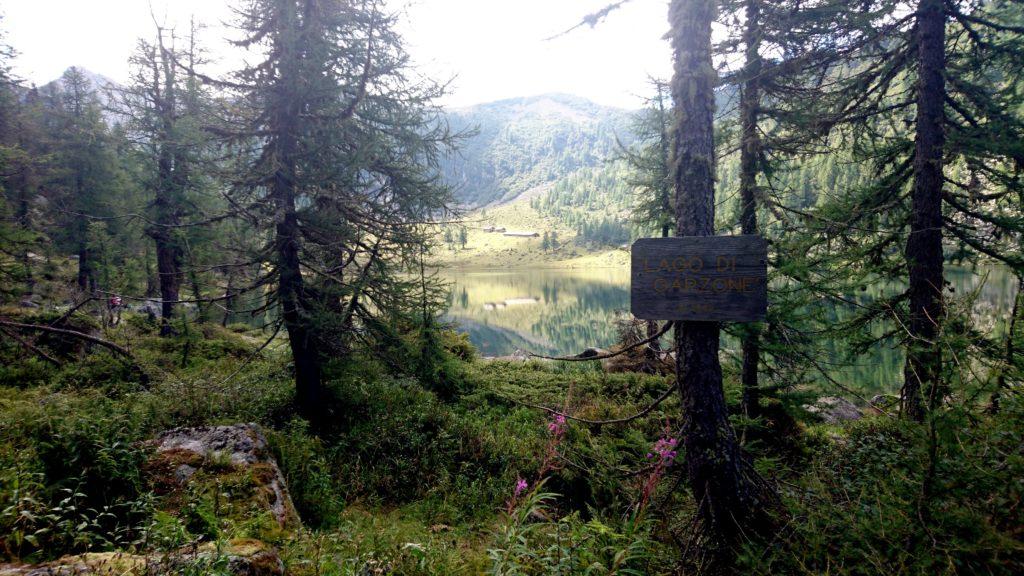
[631,236,768,322]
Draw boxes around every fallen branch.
[528,321,674,362]
[0,326,62,366]
[0,318,135,360]
[516,381,678,426]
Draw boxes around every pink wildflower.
[637,427,679,516]
[647,436,678,465]
[514,477,528,498]
[547,413,566,435]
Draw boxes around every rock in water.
[146,423,300,530]
[804,396,862,424]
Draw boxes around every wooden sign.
[631,236,767,322]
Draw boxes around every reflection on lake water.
[444,266,1018,396]
[444,267,632,358]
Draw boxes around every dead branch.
[529,321,674,362]
[517,380,678,426]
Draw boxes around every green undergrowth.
[0,311,1021,574]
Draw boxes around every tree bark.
[739,0,763,419]
[669,0,772,557]
[903,0,947,421]
[148,37,186,336]
[273,1,324,427]
[75,172,94,294]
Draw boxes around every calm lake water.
[444,266,1018,396]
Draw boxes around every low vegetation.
[0,309,1020,574]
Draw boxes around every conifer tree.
[215,0,456,425]
[43,68,124,295]
[0,25,36,300]
[668,0,775,561]
[715,0,853,416]
[623,79,673,239]
[117,24,214,334]
[803,0,1024,419]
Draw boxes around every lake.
[444,265,1018,396]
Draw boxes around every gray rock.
[151,423,300,528]
[870,394,899,409]
[129,299,162,317]
[510,349,531,361]
[0,540,284,575]
[804,396,862,424]
[174,463,197,482]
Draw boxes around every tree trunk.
[275,163,323,426]
[990,273,1023,412]
[903,0,946,421]
[151,44,185,336]
[75,173,94,294]
[739,0,763,419]
[154,232,182,334]
[13,149,35,295]
[669,0,772,557]
[273,5,324,427]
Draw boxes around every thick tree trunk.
[152,148,182,334]
[739,0,762,419]
[669,0,772,556]
[151,51,185,336]
[275,169,323,426]
[154,229,182,334]
[903,0,946,421]
[273,8,324,426]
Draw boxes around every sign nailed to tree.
[631,236,768,322]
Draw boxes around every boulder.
[804,396,862,424]
[870,394,899,411]
[128,299,161,317]
[509,349,531,361]
[0,539,284,576]
[146,424,300,530]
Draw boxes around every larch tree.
[42,68,124,295]
[116,21,216,334]
[624,79,673,240]
[0,26,36,299]
[667,0,775,562]
[715,0,858,416]
[215,0,457,425]
[804,0,1024,419]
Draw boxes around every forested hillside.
[443,93,631,207]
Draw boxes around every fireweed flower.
[637,430,678,516]
[514,477,528,498]
[647,436,678,464]
[547,413,566,435]
[507,400,572,514]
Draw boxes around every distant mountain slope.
[35,67,124,124]
[442,93,634,207]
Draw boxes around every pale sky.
[2,0,673,109]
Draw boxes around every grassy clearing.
[432,199,628,270]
